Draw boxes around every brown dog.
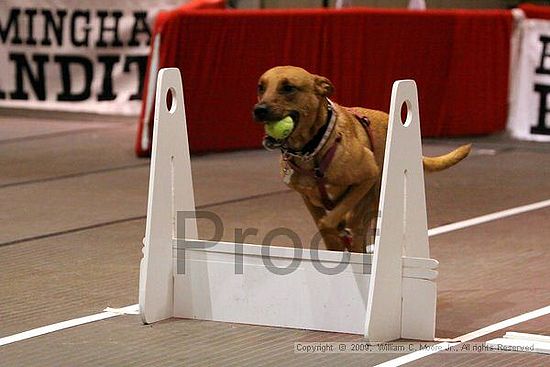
[253,66,471,252]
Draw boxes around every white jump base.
[139,68,438,342]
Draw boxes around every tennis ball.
[265,116,294,140]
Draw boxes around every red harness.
[285,136,342,210]
[284,108,375,211]
[345,107,376,154]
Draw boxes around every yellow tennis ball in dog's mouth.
[265,116,295,140]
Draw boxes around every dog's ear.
[314,75,334,97]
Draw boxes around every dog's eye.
[257,84,265,94]
[281,85,297,94]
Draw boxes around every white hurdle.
[139,68,438,342]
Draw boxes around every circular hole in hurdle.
[400,99,412,127]
[166,87,177,114]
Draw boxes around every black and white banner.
[509,19,550,142]
[0,0,183,115]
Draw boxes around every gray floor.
[0,115,549,366]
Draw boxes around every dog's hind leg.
[345,189,379,252]
[350,210,378,252]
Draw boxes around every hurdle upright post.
[364,80,435,341]
[139,68,198,324]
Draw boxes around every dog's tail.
[422,144,472,172]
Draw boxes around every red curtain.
[519,3,550,19]
[136,3,513,155]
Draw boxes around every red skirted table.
[136,1,513,156]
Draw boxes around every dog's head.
[253,66,334,150]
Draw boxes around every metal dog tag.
[283,165,294,185]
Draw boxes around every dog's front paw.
[318,215,339,231]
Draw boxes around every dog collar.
[281,98,336,161]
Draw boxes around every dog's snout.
[253,103,270,122]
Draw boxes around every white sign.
[508,19,550,142]
[0,0,182,115]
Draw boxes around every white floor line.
[487,332,550,355]
[0,304,138,347]
[1,198,549,348]
[503,331,550,343]
[373,305,550,367]
[486,338,550,355]
[428,198,550,237]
